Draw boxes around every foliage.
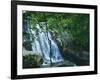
[23,54,43,68]
[23,11,89,55]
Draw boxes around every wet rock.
[53,60,76,67]
[41,60,76,67]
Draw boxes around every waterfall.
[32,24,64,65]
[23,21,64,66]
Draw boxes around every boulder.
[23,47,43,68]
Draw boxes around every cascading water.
[35,24,64,65]
[23,21,64,66]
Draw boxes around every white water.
[23,21,64,65]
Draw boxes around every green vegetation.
[23,54,43,68]
[23,11,89,67]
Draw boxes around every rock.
[22,47,42,56]
[53,60,76,67]
[79,51,89,60]
[41,60,76,67]
[23,47,43,68]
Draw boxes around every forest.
[22,11,89,68]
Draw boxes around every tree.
[23,11,89,66]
